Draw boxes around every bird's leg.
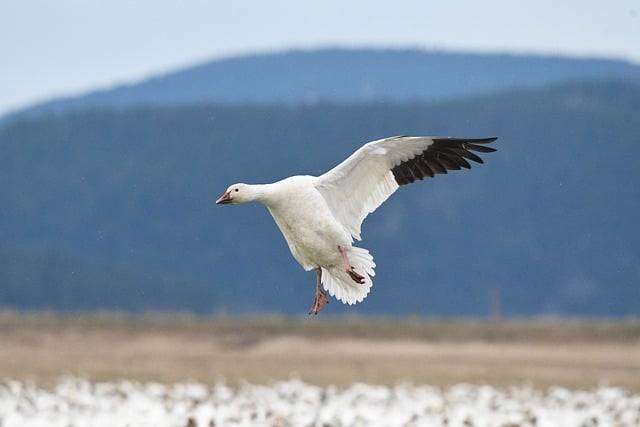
[308,267,329,315]
[338,245,365,284]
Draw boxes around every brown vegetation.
[1,312,639,390]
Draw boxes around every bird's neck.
[247,183,274,205]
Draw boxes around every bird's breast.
[266,188,349,269]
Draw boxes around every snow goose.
[216,135,497,314]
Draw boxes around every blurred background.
[1,1,640,417]
[2,0,639,317]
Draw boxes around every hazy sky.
[1,0,639,114]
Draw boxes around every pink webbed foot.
[346,267,365,284]
[308,289,329,315]
[308,267,330,315]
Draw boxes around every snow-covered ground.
[1,378,639,427]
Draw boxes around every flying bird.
[216,135,497,314]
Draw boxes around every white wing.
[315,135,497,240]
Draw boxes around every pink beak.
[215,191,233,204]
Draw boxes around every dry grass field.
[1,312,639,390]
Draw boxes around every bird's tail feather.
[321,246,375,305]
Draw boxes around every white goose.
[216,135,497,314]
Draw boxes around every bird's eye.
[235,188,239,192]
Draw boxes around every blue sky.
[1,0,639,114]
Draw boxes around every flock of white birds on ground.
[1,378,639,427]
[216,135,498,314]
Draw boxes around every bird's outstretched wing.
[315,136,497,240]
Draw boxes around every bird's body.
[264,175,350,271]
[216,135,497,314]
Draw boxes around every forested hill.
[5,48,640,121]
[1,80,639,316]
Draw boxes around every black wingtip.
[391,136,498,186]
[479,136,498,143]
[464,137,498,144]
[466,143,497,153]
[434,136,498,144]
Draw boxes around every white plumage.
[216,135,497,313]
[316,136,436,240]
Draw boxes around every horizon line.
[2,44,638,117]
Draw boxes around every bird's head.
[215,183,257,205]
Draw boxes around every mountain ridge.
[5,48,640,122]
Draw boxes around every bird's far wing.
[315,136,497,240]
